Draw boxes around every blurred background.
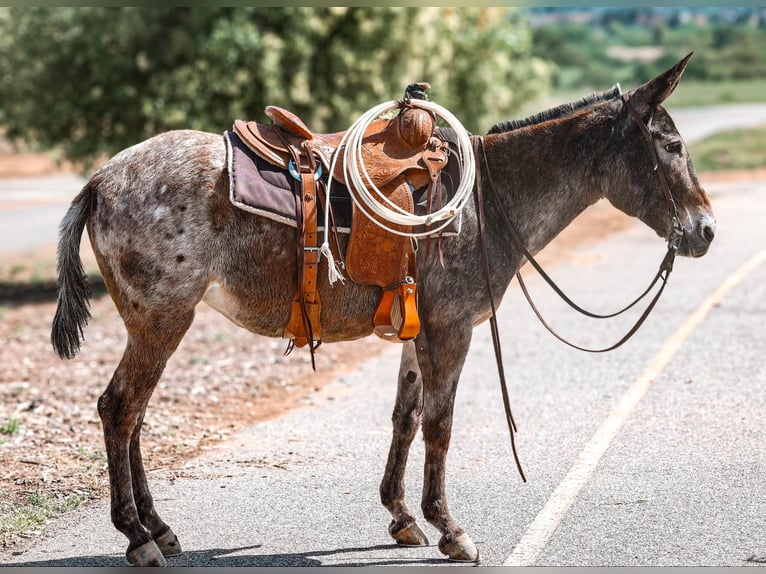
[1,6,765,168]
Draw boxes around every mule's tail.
[51,180,95,359]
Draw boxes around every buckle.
[288,159,323,182]
[669,218,684,251]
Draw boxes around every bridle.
[475,92,686,481]
[622,92,685,253]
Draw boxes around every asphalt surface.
[0,175,85,253]
[1,172,764,567]
[669,102,766,142]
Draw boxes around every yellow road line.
[504,248,766,566]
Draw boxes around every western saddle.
[232,83,450,353]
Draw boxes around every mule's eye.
[664,141,682,154]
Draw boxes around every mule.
[52,55,714,565]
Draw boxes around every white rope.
[320,99,475,284]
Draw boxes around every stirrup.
[373,280,420,341]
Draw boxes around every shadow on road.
[0,274,107,306]
[3,543,453,567]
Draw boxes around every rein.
[475,93,684,480]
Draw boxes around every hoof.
[155,528,182,556]
[438,533,479,562]
[389,519,429,547]
[126,540,167,566]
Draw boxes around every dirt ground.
[0,150,750,555]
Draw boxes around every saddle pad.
[224,129,463,235]
[225,130,352,231]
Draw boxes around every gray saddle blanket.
[224,128,463,235]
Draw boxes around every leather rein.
[475,92,685,481]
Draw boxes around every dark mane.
[487,84,622,135]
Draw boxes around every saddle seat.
[232,85,450,352]
[234,106,445,192]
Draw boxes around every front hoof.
[126,540,167,566]
[155,528,182,556]
[389,519,429,547]
[438,533,479,562]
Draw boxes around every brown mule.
[52,55,714,565]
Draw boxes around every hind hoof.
[126,540,167,566]
[155,528,182,556]
[389,519,429,547]
[438,533,479,562]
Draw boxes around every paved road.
[2,172,764,566]
[670,102,766,142]
[0,174,85,253]
[2,103,766,255]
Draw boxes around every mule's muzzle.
[678,212,716,257]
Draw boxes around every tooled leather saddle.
[228,84,451,354]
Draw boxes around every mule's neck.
[477,109,614,261]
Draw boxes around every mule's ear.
[628,52,693,116]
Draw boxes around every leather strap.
[622,92,682,228]
[475,92,682,354]
[473,96,683,479]
[282,139,322,368]
[474,137,526,483]
[301,143,320,308]
[476,136,676,353]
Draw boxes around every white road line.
[504,248,766,566]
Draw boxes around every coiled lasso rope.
[320,99,476,284]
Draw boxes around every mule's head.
[605,53,716,258]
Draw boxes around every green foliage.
[683,25,766,82]
[527,9,766,95]
[0,7,550,166]
[412,9,551,134]
[689,126,766,172]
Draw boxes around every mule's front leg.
[380,341,429,547]
[417,325,479,562]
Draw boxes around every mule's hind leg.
[380,341,429,547]
[130,411,182,557]
[98,311,194,566]
[416,324,479,562]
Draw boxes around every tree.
[0,7,550,167]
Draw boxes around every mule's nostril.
[701,223,715,243]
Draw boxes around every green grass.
[0,418,21,435]
[75,445,106,463]
[665,79,766,109]
[0,491,84,542]
[689,126,766,172]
